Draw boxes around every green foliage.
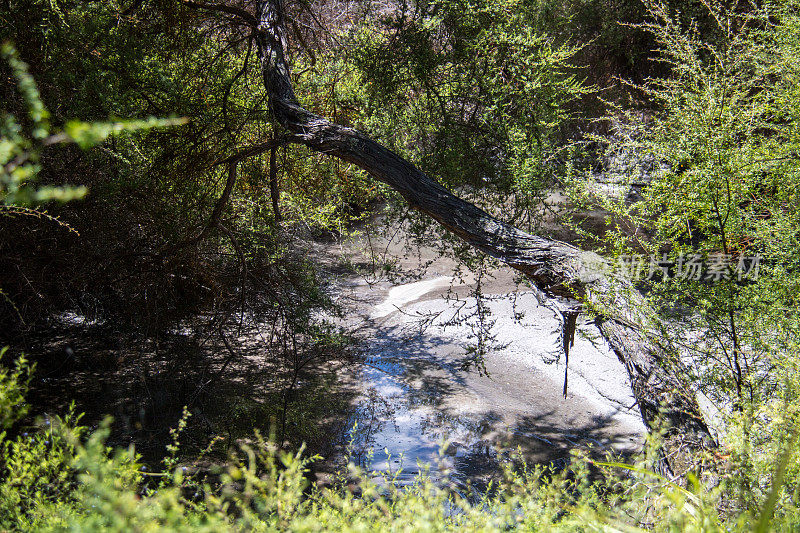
[0,408,87,529]
[348,0,588,227]
[0,0,374,331]
[568,0,800,520]
[1,41,184,205]
[0,42,86,204]
[0,347,32,431]
[62,116,186,151]
[0,347,798,531]
[0,358,703,530]
[5,0,800,530]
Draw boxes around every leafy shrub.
[568,0,800,520]
[1,346,799,531]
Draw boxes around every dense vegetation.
[3,0,800,530]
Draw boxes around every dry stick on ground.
[191,0,717,478]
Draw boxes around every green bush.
[1,346,799,532]
[568,0,800,522]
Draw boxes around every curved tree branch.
[162,136,295,257]
[249,0,715,477]
[200,136,294,242]
[214,135,296,165]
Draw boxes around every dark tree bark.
[269,144,281,222]
[236,0,715,477]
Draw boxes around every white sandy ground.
[328,264,648,484]
[370,276,453,319]
[375,285,646,431]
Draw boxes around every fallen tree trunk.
[246,0,716,477]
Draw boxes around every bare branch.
[181,0,258,27]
